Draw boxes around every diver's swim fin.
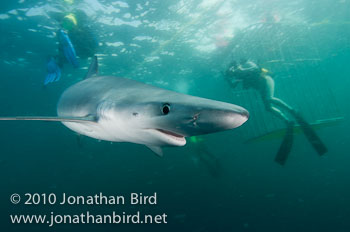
[293,112,328,156]
[44,57,61,85]
[275,122,294,165]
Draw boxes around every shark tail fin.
[84,56,99,80]
[0,116,97,123]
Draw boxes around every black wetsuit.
[226,62,293,124]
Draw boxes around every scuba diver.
[224,60,328,165]
[44,11,98,85]
[189,136,221,178]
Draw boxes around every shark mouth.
[156,129,184,138]
[154,129,186,145]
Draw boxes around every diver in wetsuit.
[225,60,328,165]
[44,11,97,85]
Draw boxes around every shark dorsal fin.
[84,56,99,80]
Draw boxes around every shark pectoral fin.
[146,145,163,157]
[0,116,97,123]
[84,56,99,80]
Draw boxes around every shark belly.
[61,121,123,142]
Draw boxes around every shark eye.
[162,103,171,115]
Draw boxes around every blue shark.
[0,57,249,156]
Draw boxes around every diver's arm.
[226,77,241,89]
[223,70,242,89]
[238,61,259,71]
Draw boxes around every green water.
[0,0,349,231]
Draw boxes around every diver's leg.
[269,97,295,113]
[266,83,327,156]
[264,99,292,124]
[269,106,291,124]
[261,76,292,124]
[264,75,295,114]
[263,75,275,99]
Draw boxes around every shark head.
[94,88,249,148]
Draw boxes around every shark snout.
[223,108,249,128]
[194,106,249,132]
